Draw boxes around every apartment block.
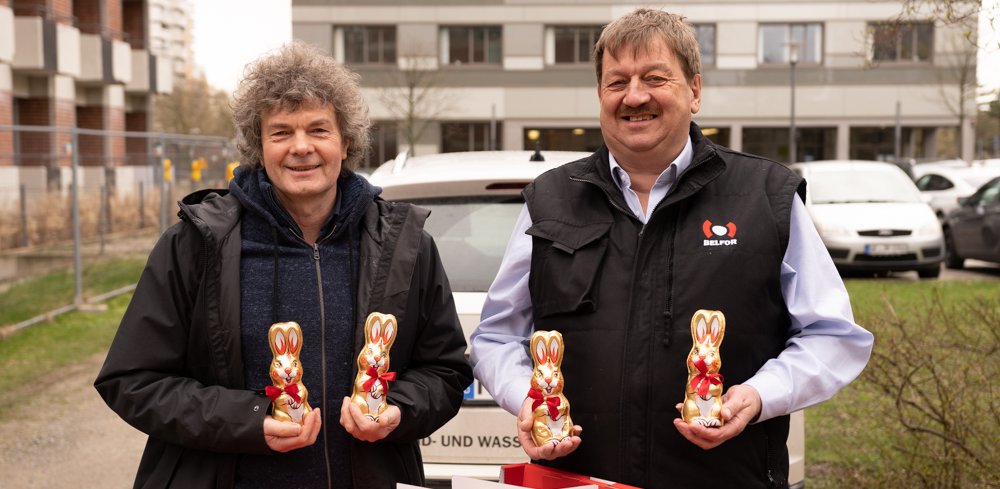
[0,0,172,194]
[292,0,977,168]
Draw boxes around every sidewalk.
[0,351,145,488]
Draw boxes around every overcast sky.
[191,0,999,100]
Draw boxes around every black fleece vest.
[523,130,804,489]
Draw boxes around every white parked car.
[791,160,944,278]
[369,150,805,488]
[912,163,1000,219]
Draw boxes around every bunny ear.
[288,328,300,354]
[695,317,708,343]
[534,340,547,364]
[370,318,382,342]
[383,320,395,343]
[274,330,287,355]
[709,317,721,342]
[548,338,560,364]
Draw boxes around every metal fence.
[0,124,236,309]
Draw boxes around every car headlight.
[915,220,942,237]
[815,222,854,238]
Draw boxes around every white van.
[368,150,805,488]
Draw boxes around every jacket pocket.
[527,219,612,318]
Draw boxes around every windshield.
[405,196,524,292]
[809,167,922,204]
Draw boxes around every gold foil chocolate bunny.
[682,310,726,426]
[351,312,397,421]
[266,322,313,424]
[528,330,574,446]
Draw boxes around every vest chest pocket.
[527,219,612,318]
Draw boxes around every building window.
[552,26,602,64]
[759,23,823,65]
[523,127,602,152]
[442,122,502,152]
[442,26,501,65]
[849,126,956,161]
[361,122,398,170]
[699,126,729,147]
[692,24,716,67]
[743,127,836,163]
[869,22,933,63]
[344,26,397,65]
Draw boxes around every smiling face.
[598,37,701,168]
[260,103,348,212]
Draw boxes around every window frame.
[341,25,398,65]
[549,25,603,65]
[757,22,824,66]
[867,21,934,64]
[440,26,502,66]
[692,23,717,68]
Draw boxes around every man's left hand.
[339,396,401,442]
[672,384,762,450]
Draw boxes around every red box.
[501,463,642,489]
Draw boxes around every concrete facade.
[292,0,978,165]
[0,0,172,192]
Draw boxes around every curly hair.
[594,8,702,85]
[232,41,371,172]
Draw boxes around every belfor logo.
[702,220,738,247]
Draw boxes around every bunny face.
[361,312,397,371]
[269,322,304,386]
[530,330,565,396]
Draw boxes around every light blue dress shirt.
[470,137,874,423]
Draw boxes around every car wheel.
[917,265,940,279]
[943,227,964,269]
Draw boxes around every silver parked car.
[370,150,806,488]
[791,160,944,278]
[912,163,1000,219]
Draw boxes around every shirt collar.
[608,136,695,194]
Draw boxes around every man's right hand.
[517,398,582,461]
[264,408,322,452]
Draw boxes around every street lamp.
[788,41,799,164]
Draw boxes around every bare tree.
[377,57,450,156]
[925,31,980,161]
[154,77,235,137]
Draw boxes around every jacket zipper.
[287,224,338,489]
[310,240,332,489]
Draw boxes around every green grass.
[0,293,130,408]
[0,258,144,326]
[804,278,1000,488]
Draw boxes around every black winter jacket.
[94,183,472,489]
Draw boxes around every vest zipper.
[570,174,649,483]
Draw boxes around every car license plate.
[864,243,908,255]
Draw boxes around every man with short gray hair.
[471,8,872,488]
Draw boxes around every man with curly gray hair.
[96,41,472,489]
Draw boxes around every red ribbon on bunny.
[690,357,724,398]
[265,384,302,403]
[527,388,561,420]
[362,366,397,393]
